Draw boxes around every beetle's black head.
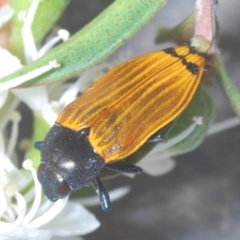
[35,123,143,210]
[35,124,105,202]
[37,162,72,201]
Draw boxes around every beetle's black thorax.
[40,124,105,190]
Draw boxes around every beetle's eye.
[37,162,71,201]
[55,178,72,198]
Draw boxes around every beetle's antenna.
[105,164,143,174]
[92,177,111,211]
[34,141,43,150]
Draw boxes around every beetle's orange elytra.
[56,46,205,162]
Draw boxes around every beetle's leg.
[147,121,176,143]
[105,164,143,174]
[147,131,167,143]
[92,177,111,211]
[34,141,44,150]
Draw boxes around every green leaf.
[214,52,240,118]
[156,10,196,44]
[25,113,50,169]
[167,85,215,153]
[1,0,168,87]
[9,0,70,61]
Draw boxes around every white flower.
[0,1,101,239]
[0,114,100,240]
[0,160,100,240]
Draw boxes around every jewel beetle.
[35,46,205,211]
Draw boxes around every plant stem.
[191,0,216,53]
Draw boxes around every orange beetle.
[35,46,205,210]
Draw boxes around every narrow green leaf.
[1,0,168,87]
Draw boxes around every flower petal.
[43,202,100,237]
[0,4,14,28]
[51,236,84,240]
[0,47,22,78]
[0,90,8,108]
[78,186,130,206]
[12,86,48,112]
[0,133,31,191]
[139,157,175,177]
[0,221,52,240]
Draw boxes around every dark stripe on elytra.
[181,59,199,75]
[163,47,179,57]
[164,46,204,58]
[163,47,200,75]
